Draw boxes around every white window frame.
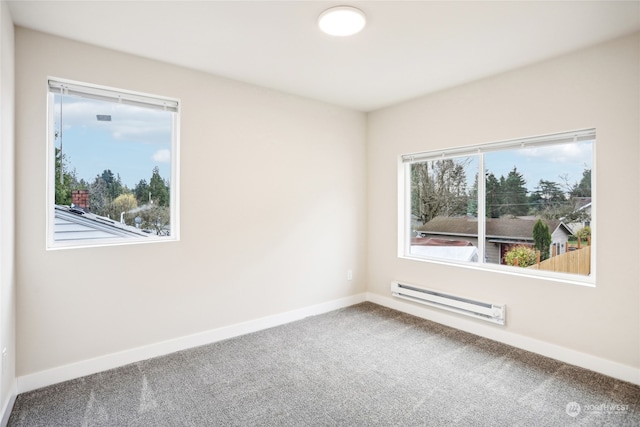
[398,129,596,286]
[46,77,181,250]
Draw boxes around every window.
[399,129,594,284]
[47,78,180,249]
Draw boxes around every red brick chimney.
[71,190,89,209]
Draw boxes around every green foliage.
[482,168,529,218]
[504,245,538,268]
[54,147,78,206]
[571,168,591,198]
[530,179,566,216]
[149,166,170,207]
[485,172,501,218]
[63,167,170,225]
[110,193,138,224]
[575,226,591,241]
[101,169,124,201]
[500,167,529,217]
[532,219,552,261]
[134,179,150,205]
[138,203,171,236]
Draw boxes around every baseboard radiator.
[390,281,506,325]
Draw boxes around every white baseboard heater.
[390,281,506,325]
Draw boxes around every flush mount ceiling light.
[318,6,366,36]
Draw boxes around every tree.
[467,173,478,216]
[530,179,566,218]
[504,245,538,268]
[485,172,501,218]
[53,145,82,206]
[533,219,552,261]
[89,175,110,217]
[570,168,591,198]
[138,203,170,236]
[411,159,469,224]
[111,193,138,225]
[148,166,170,207]
[100,169,124,201]
[54,147,73,205]
[500,167,528,217]
[134,179,150,205]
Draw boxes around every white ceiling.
[7,1,640,112]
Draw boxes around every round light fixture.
[318,6,366,36]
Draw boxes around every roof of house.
[415,216,573,241]
[54,205,150,242]
[411,237,474,247]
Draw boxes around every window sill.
[398,254,596,287]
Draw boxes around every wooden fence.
[528,245,591,275]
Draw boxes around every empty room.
[0,1,639,425]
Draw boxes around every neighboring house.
[54,205,150,242]
[414,216,574,264]
[563,198,591,234]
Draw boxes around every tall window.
[400,129,594,284]
[47,78,180,249]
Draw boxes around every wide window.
[400,129,594,284]
[47,78,180,249]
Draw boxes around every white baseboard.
[367,292,640,386]
[0,380,17,427]
[15,291,639,395]
[17,293,367,394]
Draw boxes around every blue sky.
[455,140,592,194]
[485,141,592,193]
[53,94,173,189]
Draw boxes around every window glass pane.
[401,131,594,283]
[484,140,593,275]
[410,156,480,262]
[51,87,177,246]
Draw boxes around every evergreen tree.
[533,219,552,261]
[500,167,528,217]
[100,169,124,201]
[485,172,501,218]
[148,166,170,207]
[134,179,150,205]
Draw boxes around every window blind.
[401,129,595,163]
[48,79,179,112]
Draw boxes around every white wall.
[367,33,640,377]
[14,28,367,378]
[0,0,17,420]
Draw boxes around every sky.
[454,140,592,195]
[484,141,592,194]
[53,94,173,189]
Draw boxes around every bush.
[576,226,591,241]
[504,245,538,268]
